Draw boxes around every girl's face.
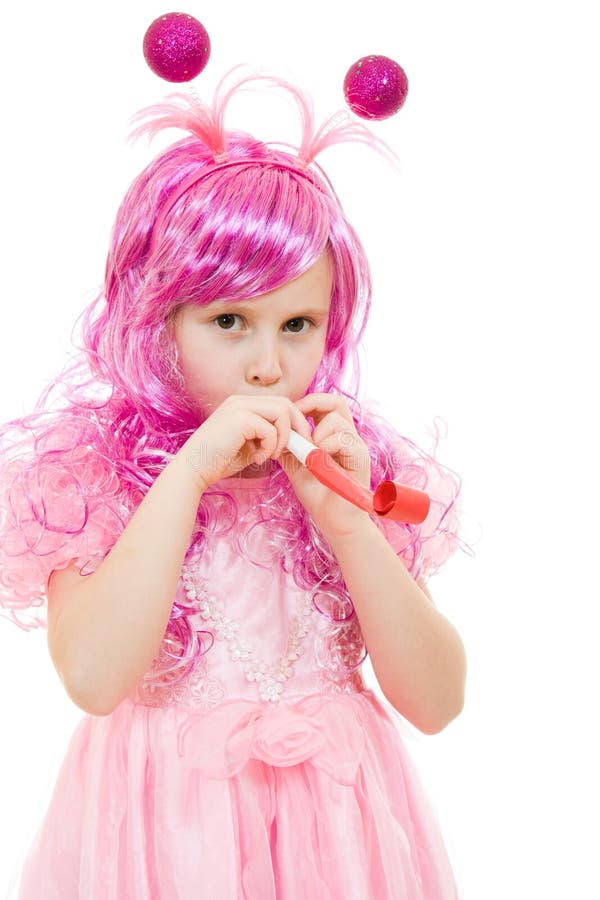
[171,251,333,416]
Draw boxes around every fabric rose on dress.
[177,694,366,785]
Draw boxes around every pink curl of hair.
[0,69,468,693]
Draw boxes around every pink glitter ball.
[343,55,409,120]
[143,13,211,83]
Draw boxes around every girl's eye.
[213,315,312,334]
[213,314,240,331]
[284,318,311,334]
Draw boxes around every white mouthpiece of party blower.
[285,429,316,465]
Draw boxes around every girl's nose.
[245,338,283,386]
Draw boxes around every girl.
[1,69,467,898]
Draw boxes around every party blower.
[285,430,430,524]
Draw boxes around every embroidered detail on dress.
[317,668,367,695]
[313,612,367,681]
[181,560,315,703]
[131,657,226,709]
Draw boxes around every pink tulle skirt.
[18,690,459,899]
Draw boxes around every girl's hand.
[179,394,313,490]
[277,393,373,538]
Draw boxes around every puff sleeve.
[371,430,464,585]
[0,444,132,631]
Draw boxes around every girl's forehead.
[202,251,333,311]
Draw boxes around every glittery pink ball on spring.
[143,13,211,83]
[343,55,409,120]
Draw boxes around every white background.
[1,1,598,897]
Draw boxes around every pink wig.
[0,70,467,692]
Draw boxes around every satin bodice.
[128,473,365,711]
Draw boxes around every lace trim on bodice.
[130,554,365,710]
[181,562,316,703]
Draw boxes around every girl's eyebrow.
[203,302,329,317]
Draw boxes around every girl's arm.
[47,453,205,716]
[47,394,312,717]
[325,517,466,735]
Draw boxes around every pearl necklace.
[181,556,316,703]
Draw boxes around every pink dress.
[17,473,460,900]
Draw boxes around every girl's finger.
[288,403,313,443]
[258,405,311,460]
[246,396,311,443]
[318,432,371,480]
[295,394,353,431]
[237,397,311,455]
[241,414,278,462]
[273,412,294,458]
[312,412,357,447]
[318,432,357,460]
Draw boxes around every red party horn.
[285,431,430,524]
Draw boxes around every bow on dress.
[176,694,367,786]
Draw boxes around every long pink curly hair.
[0,69,466,690]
